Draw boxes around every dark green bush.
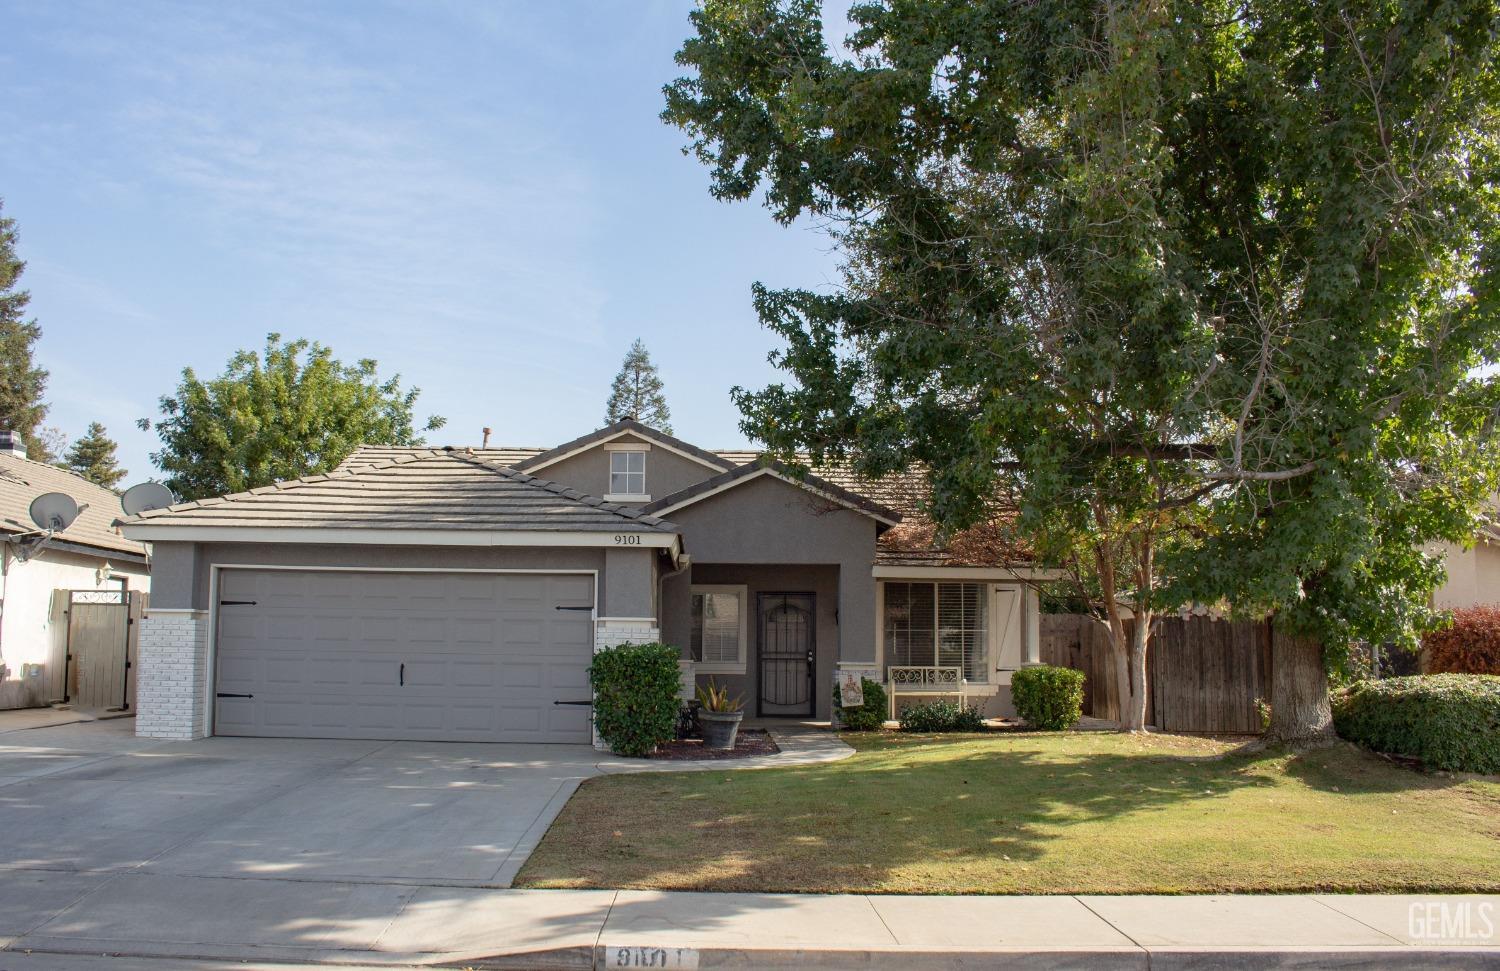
[588,641,682,757]
[1012,665,1086,730]
[1332,674,1500,773]
[898,700,986,732]
[832,678,888,731]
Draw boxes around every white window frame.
[605,447,649,501]
[689,583,748,674]
[879,580,991,685]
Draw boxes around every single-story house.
[1430,513,1500,610]
[120,419,1046,744]
[0,433,151,709]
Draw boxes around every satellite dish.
[121,481,176,516]
[29,493,81,532]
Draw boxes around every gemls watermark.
[1408,901,1496,942]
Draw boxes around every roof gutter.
[118,524,682,549]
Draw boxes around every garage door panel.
[213,571,596,743]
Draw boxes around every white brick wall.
[135,611,210,740]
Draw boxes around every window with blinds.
[882,582,989,683]
[690,586,745,672]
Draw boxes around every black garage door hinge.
[554,605,592,612]
[219,600,257,606]
[216,692,254,699]
[553,700,592,706]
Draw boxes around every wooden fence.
[1040,614,1272,734]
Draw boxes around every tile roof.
[0,452,146,558]
[123,450,675,533]
[642,459,902,526]
[512,419,737,474]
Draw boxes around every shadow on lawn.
[521,734,1286,892]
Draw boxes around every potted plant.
[695,679,745,750]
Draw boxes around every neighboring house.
[120,419,1045,744]
[0,434,151,709]
[1431,516,1500,610]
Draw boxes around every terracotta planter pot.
[698,709,744,750]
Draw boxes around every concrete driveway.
[0,717,604,886]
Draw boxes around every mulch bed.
[649,729,780,761]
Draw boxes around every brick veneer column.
[135,610,210,740]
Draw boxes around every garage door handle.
[399,663,404,686]
[554,700,592,706]
[216,692,253,699]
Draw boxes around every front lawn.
[516,731,1500,894]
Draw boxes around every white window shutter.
[993,586,1023,675]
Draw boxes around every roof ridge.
[0,451,126,495]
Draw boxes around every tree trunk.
[1265,625,1335,745]
[1124,609,1150,732]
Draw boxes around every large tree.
[605,338,673,433]
[0,200,51,460]
[61,422,126,489]
[666,0,1500,738]
[142,334,446,500]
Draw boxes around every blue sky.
[0,1,847,481]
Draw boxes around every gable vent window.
[608,450,646,498]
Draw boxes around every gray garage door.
[213,569,595,743]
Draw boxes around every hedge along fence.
[588,641,682,757]
[1423,605,1500,675]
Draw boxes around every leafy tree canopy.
[666,0,1500,673]
[0,200,51,461]
[62,422,126,489]
[142,334,446,500]
[606,338,673,433]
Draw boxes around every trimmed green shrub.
[1012,665,1086,730]
[589,641,682,757]
[898,700,986,732]
[832,678,888,731]
[1332,674,1500,773]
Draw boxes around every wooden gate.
[58,589,144,710]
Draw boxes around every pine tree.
[0,201,51,459]
[62,422,126,488]
[605,339,672,433]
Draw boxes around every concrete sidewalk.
[3,886,1495,969]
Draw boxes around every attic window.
[607,449,647,500]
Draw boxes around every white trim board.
[649,466,901,527]
[525,430,727,474]
[872,565,1062,580]
[121,525,681,552]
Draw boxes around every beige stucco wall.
[0,544,150,708]
[1431,540,1500,609]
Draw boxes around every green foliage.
[1424,606,1500,675]
[696,677,744,713]
[61,422,126,489]
[665,0,1500,682]
[589,642,683,757]
[141,333,445,500]
[1011,665,1086,731]
[832,677,887,731]
[1332,674,1500,773]
[605,338,672,433]
[0,201,50,459]
[898,700,986,733]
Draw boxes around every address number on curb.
[605,945,699,969]
[613,534,642,545]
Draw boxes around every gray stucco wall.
[665,562,840,720]
[665,473,880,666]
[149,541,661,617]
[529,432,721,503]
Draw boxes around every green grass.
[515,731,1500,894]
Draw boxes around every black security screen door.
[758,593,815,716]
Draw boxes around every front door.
[758,592,815,716]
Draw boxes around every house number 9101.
[613,534,642,545]
[608,946,698,968]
